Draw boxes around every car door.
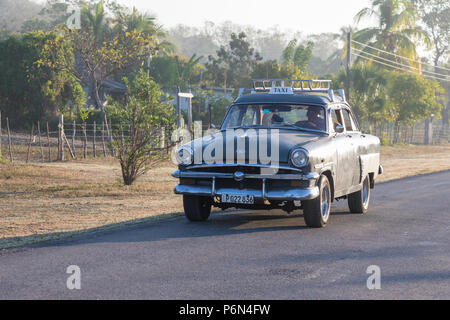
[341,107,361,187]
[331,107,358,193]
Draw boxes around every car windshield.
[222,104,326,132]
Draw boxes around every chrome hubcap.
[321,185,330,221]
[362,178,369,207]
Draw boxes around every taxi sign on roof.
[269,87,294,95]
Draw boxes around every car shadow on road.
[16,209,320,249]
[7,206,358,250]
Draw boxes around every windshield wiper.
[224,125,268,130]
[274,123,312,131]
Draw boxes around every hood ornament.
[234,171,245,182]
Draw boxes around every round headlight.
[176,146,193,165]
[290,149,308,168]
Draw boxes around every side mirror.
[210,123,216,129]
[335,125,345,134]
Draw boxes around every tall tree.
[413,0,449,68]
[205,32,262,88]
[0,31,84,127]
[354,0,430,70]
[413,0,450,139]
[149,54,203,89]
[39,1,160,128]
[332,64,392,124]
[281,39,314,72]
[388,72,443,125]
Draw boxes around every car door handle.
[360,135,366,138]
[347,135,353,138]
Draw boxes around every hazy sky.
[115,0,375,34]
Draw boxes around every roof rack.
[241,78,346,103]
[252,79,331,91]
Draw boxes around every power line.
[352,52,449,82]
[353,52,450,82]
[351,39,450,73]
[352,52,450,83]
[353,48,450,79]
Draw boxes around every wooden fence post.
[83,122,87,159]
[72,120,76,157]
[93,121,97,158]
[26,123,34,163]
[6,117,12,162]
[101,121,106,157]
[46,122,51,162]
[424,118,433,145]
[58,114,64,161]
[38,121,44,162]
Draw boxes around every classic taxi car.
[173,79,383,228]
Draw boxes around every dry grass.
[0,143,449,249]
[0,158,182,248]
[377,144,450,182]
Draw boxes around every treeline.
[0,0,448,139]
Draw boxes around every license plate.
[221,194,254,204]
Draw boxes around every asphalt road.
[1,171,450,299]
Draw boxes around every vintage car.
[172,79,383,228]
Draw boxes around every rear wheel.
[348,175,371,214]
[183,195,212,222]
[303,175,331,228]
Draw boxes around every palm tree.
[112,6,174,55]
[281,39,297,66]
[353,0,430,71]
[81,1,108,44]
[281,39,314,72]
[175,54,203,85]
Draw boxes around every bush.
[109,71,176,185]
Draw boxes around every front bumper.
[172,169,320,201]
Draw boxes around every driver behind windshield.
[305,107,326,131]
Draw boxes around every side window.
[342,109,354,131]
[330,109,343,132]
[349,112,359,131]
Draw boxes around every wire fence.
[0,113,448,163]
[360,119,449,145]
[0,115,171,163]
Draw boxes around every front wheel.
[348,175,371,214]
[303,175,331,228]
[183,195,212,222]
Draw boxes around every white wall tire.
[303,175,331,228]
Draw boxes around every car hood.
[188,129,322,165]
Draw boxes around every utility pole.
[176,86,181,128]
[346,32,352,102]
[187,88,193,129]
